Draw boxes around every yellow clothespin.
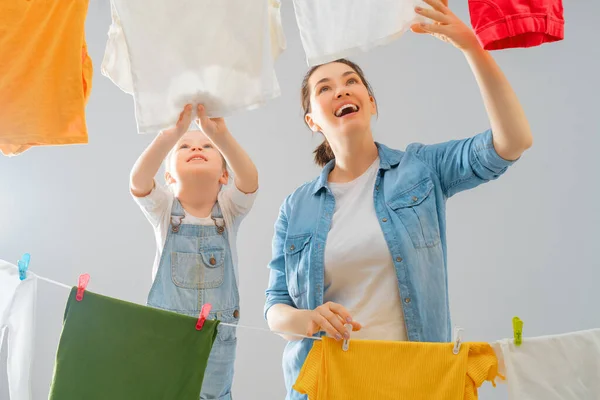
[513,316,523,346]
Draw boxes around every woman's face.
[305,62,376,140]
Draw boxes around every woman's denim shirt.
[264,130,516,399]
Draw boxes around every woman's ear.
[305,113,321,132]
[369,96,377,115]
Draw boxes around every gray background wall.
[1,1,598,399]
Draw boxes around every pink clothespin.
[76,273,90,301]
[196,303,212,330]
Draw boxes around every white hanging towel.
[492,328,600,399]
[0,260,38,400]
[291,0,429,66]
[101,0,286,134]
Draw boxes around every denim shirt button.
[396,257,403,262]
[404,298,411,304]
[412,196,418,202]
[382,218,388,222]
[290,244,295,251]
[233,309,240,319]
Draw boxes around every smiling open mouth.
[335,104,359,117]
[187,155,207,162]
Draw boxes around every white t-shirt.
[0,260,37,400]
[133,181,257,283]
[324,158,408,341]
[492,329,600,399]
[102,0,285,134]
[292,0,428,66]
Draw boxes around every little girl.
[130,104,258,399]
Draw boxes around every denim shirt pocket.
[388,178,441,248]
[284,233,312,301]
[170,248,225,289]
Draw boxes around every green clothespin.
[513,316,523,346]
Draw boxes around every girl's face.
[166,130,227,186]
[305,62,377,140]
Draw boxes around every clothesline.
[31,270,321,341]
[36,274,72,290]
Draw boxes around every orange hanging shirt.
[294,337,501,400]
[0,0,93,156]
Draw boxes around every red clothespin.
[76,273,90,301]
[196,303,212,330]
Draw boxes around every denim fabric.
[148,200,239,399]
[264,130,516,400]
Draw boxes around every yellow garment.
[293,337,500,400]
[0,0,93,156]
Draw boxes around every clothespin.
[17,253,30,281]
[513,316,523,346]
[196,303,212,330]
[76,273,90,301]
[341,323,353,352]
[452,326,464,355]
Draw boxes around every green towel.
[49,288,218,400]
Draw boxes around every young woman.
[264,1,533,398]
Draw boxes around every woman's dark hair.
[300,59,377,167]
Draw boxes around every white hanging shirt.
[292,0,429,66]
[492,328,600,399]
[0,260,38,400]
[324,158,408,341]
[102,0,286,134]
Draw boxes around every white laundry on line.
[102,0,286,134]
[292,0,429,66]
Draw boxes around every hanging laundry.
[291,0,429,66]
[468,0,564,50]
[492,328,600,399]
[48,288,219,400]
[0,0,93,157]
[101,0,285,135]
[0,260,37,400]
[293,337,499,400]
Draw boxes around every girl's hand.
[161,104,193,137]
[306,302,362,340]
[411,0,481,52]
[195,104,230,140]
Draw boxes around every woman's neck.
[328,131,379,183]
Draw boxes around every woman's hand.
[412,0,532,160]
[411,0,481,52]
[306,302,362,340]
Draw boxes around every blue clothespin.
[17,253,30,280]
